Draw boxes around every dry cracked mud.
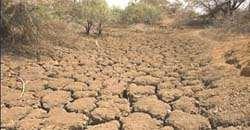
[1,26,250,130]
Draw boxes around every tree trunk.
[248,3,250,12]
[85,20,92,35]
[0,0,4,40]
[97,22,102,36]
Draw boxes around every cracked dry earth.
[1,27,250,130]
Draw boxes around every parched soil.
[1,25,250,130]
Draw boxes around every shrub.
[0,1,42,44]
[70,0,110,35]
[215,11,250,33]
[173,10,209,28]
[109,6,123,25]
[36,1,73,21]
[122,3,161,24]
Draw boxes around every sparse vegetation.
[122,2,162,24]
[193,0,247,17]
[0,1,42,44]
[109,6,123,25]
[71,0,110,35]
[1,1,250,130]
[172,0,250,33]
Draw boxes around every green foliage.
[34,1,73,21]
[71,0,110,24]
[140,0,170,9]
[70,0,110,35]
[122,3,161,24]
[1,1,42,43]
[109,6,123,24]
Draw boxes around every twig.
[95,40,100,48]
[17,77,26,98]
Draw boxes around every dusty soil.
[1,23,250,130]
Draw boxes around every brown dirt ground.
[1,22,250,130]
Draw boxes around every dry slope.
[1,25,250,130]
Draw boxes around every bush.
[109,7,123,25]
[0,1,42,44]
[70,0,110,35]
[215,11,250,33]
[173,10,209,28]
[122,3,161,24]
[35,1,73,21]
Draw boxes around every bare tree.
[85,20,93,35]
[194,0,247,17]
[0,0,3,38]
[248,1,250,11]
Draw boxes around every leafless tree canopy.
[196,0,247,17]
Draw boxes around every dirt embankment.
[224,40,250,77]
[1,22,250,130]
